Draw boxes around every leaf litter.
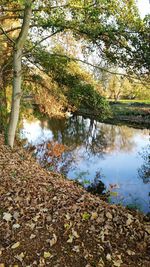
[0,135,150,266]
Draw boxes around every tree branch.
[0,24,15,45]
[16,2,32,49]
[23,30,61,55]
[42,53,150,84]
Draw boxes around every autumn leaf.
[82,212,90,220]
[72,229,79,238]
[67,234,74,243]
[15,252,25,262]
[3,212,12,222]
[12,223,20,229]
[50,234,57,247]
[11,242,20,249]
[44,252,51,258]
[91,212,98,220]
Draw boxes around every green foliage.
[32,46,110,118]
[68,82,110,116]
[104,74,150,101]
[82,212,90,220]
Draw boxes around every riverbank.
[75,100,150,129]
[108,101,150,128]
[0,135,150,267]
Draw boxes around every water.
[20,115,150,213]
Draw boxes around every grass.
[117,99,150,105]
[106,99,150,128]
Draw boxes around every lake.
[20,115,150,213]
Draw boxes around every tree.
[106,75,122,101]
[0,0,149,148]
[7,0,32,148]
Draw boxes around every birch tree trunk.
[7,1,32,148]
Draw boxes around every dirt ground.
[0,135,150,267]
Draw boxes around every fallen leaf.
[91,212,98,220]
[97,258,104,267]
[145,225,150,235]
[65,213,71,220]
[113,259,123,267]
[126,217,133,226]
[15,252,25,262]
[44,252,51,258]
[50,234,57,247]
[106,212,112,220]
[72,245,80,252]
[106,254,111,261]
[30,234,36,239]
[67,234,74,243]
[127,249,135,256]
[33,215,40,222]
[13,211,20,220]
[72,229,79,238]
[12,224,20,229]
[82,212,90,220]
[64,221,72,230]
[3,212,12,222]
[11,242,20,249]
[28,223,35,230]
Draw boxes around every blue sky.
[137,0,150,18]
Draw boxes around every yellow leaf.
[11,242,20,249]
[91,212,98,220]
[0,264,5,267]
[44,252,51,258]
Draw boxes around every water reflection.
[20,115,150,213]
[138,145,150,184]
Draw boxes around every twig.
[0,24,15,45]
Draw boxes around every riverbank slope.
[76,100,150,129]
[0,135,150,267]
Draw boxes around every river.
[20,115,150,213]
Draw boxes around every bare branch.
[0,24,15,45]
[23,30,61,55]
[42,53,150,84]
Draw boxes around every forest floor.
[0,134,150,267]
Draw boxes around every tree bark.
[7,1,32,148]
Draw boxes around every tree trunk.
[7,2,32,148]
[7,49,22,147]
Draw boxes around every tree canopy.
[0,0,150,147]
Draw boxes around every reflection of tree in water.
[44,115,138,154]
[40,116,108,158]
[138,145,150,184]
[35,115,143,176]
